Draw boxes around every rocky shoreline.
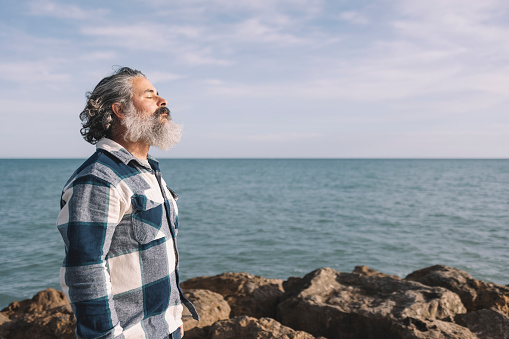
[1,265,508,339]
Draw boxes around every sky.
[1,0,509,158]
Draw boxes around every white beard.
[122,106,182,151]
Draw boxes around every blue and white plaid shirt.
[57,138,198,339]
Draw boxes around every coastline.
[1,264,508,339]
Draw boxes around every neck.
[110,128,150,160]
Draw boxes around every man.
[57,67,198,339]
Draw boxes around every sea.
[1,159,508,309]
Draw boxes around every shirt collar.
[96,138,158,170]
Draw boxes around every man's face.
[131,77,168,120]
[121,77,182,151]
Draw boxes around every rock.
[1,288,69,320]
[5,266,507,339]
[0,288,75,339]
[0,314,9,326]
[182,289,231,339]
[455,308,509,339]
[208,316,325,339]
[182,272,284,318]
[392,318,477,339]
[353,266,400,279]
[405,265,509,314]
[277,267,468,339]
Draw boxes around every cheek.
[132,99,157,114]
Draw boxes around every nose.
[158,96,167,107]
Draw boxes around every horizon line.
[2,157,509,160]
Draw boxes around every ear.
[112,103,125,119]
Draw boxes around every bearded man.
[57,67,198,339]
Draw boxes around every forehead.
[131,77,157,94]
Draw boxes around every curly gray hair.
[79,67,146,144]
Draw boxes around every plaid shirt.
[57,138,198,339]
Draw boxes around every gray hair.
[79,67,146,144]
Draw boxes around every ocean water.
[1,159,508,309]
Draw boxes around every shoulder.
[64,150,138,191]
[60,151,137,208]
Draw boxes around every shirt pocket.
[131,194,166,244]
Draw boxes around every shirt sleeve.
[57,174,125,339]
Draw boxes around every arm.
[57,174,125,338]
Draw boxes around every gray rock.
[208,316,325,339]
[455,308,509,339]
[405,265,509,314]
[391,318,477,339]
[277,267,469,339]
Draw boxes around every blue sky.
[1,0,509,158]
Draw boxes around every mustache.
[155,106,171,119]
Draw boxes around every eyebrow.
[143,89,159,95]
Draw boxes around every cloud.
[27,0,108,20]
[206,132,323,141]
[148,71,184,83]
[80,23,232,65]
[140,1,506,105]
[397,0,509,21]
[206,83,253,96]
[338,11,369,25]
[136,0,323,15]
[0,60,70,83]
[203,79,224,86]
[130,0,322,47]
[208,0,508,105]
[393,0,509,47]
[232,18,304,44]
[78,51,117,61]
[368,0,509,99]
[178,51,232,66]
[3,0,509,158]
[80,24,166,47]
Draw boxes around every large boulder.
[455,308,509,339]
[1,288,69,319]
[182,289,231,339]
[0,288,75,339]
[277,267,470,339]
[405,265,509,314]
[182,272,284,318]
[208,316,325,339]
